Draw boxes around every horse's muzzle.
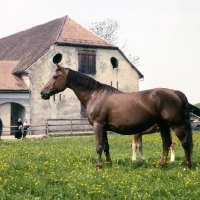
[40,91,50,100]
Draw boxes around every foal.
[132,124,175,162]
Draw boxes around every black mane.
[67,69,120,93]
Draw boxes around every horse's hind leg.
[158,122,171,168]
[173,126,192,169]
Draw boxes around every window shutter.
[78,50,96,74]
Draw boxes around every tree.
[86,19,139,67]
[86,19,119,45]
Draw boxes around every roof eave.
[56,42,118,50]
[0,89,30,93]
[117,48,144,80]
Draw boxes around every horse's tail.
[175,90,193,155]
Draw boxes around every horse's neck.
[66,69,102,107]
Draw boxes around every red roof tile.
[0,61,28,90]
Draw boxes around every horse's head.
[41,53,69,100]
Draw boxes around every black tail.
[175,91,193,155]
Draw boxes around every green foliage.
[0,132,200,199]
[194,103,200,109]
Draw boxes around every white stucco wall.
[0,103,11,132]
[95,49,139,92]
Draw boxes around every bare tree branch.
[86,19,140,67]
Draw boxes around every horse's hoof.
[158,163,164,169]
[106,161,112,165]
[96,166,102,170]
[96,163,102,169]
[184,165,192,171]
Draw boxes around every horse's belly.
[106,121,155,135]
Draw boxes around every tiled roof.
[0,15,143,80]
[57,16,116,47]
[0,61,29,90]
[0,15,116,74]
[0,17,64,74]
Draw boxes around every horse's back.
[88,88,187,134]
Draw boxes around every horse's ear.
[53,53,62,64]
[56,63,63,71]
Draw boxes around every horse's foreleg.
[94,123,105,168]
[170,134,175,162]
[138,135,145,160]
[104,132,112,165]
[158,123,171,168]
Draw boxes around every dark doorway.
[11,103,25,135]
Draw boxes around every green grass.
[0,132,200,199]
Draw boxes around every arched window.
[110,57,118,69]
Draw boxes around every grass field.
[0,131,200,200]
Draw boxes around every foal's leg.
[132,134,138,161]
[170,134,175,162]
[132,134,145,161]
[158,122,171,168]
[104,132,112,165]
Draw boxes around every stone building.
[0,15,143,134]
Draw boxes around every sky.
[0,0,200,104]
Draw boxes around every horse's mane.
[67,69,120,93]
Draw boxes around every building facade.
[0,15,143,134]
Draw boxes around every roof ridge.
[55,15,68,42]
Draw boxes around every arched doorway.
[11,103,26,135]
[0,102,26,135]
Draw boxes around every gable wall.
[27,45,139,126]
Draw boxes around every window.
[110,57,118,69]
[78,50,96,74]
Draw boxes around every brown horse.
[132,124,175,162]
[41,54,193,169]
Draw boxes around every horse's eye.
[53,75,58,79]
